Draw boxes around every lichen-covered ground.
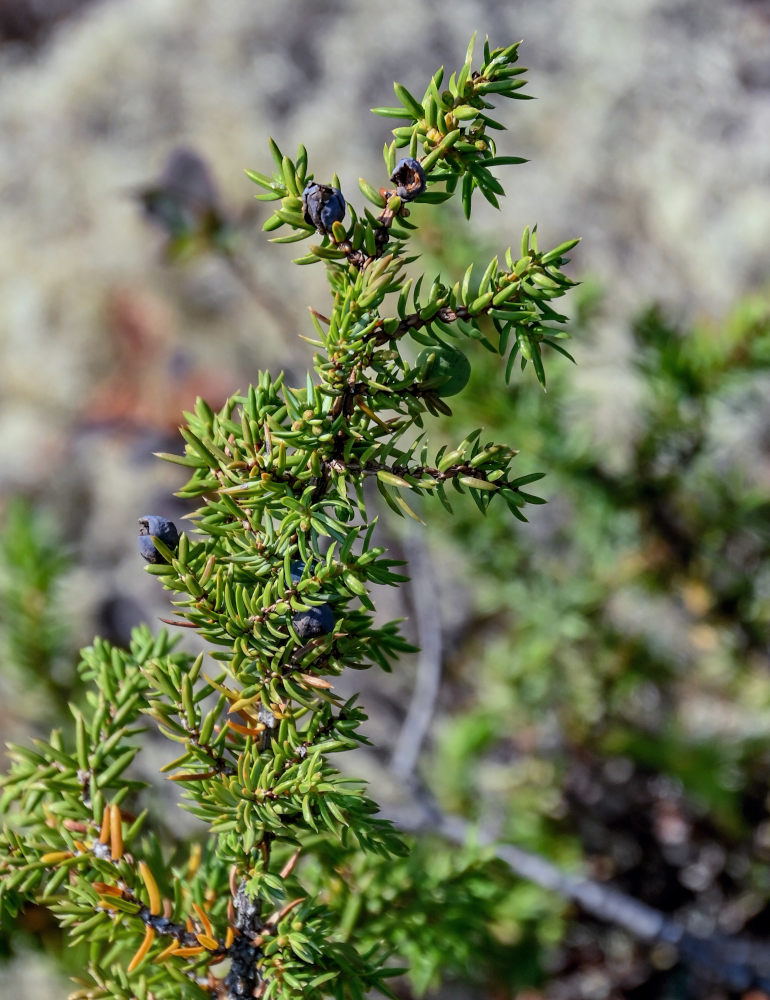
[1,1,769,995]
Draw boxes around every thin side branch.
[390,525,443,779]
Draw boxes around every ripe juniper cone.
[289,560,335,640]
[289,559,308,584]
[137,515,179,564]
[292,603,335,642]
[301,181,346,235]
[390,157,426,201]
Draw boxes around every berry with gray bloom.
[390,157,426,201]
[292,604,335,641]
[138,516,179,564]
[289,561,332,638]
[302,182,346,235]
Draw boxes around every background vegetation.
[1,4,770,999]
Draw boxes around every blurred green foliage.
[431,283,770,810]
[0,499,72,702]
[412,219,770,991]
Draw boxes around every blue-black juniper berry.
[289,560,334,640]
[289,560,308,585]
[292,604,335,642]
[137,516,179,564]
[301,182,346,235]
[390,157,427,201]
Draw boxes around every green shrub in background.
[435,285,770,819]
[418,250,770,993]
[0,37,582,1000]
[0,500,74,707]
